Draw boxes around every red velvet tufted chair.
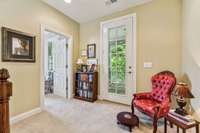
[132,71,176,133]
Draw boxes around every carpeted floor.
[11,95,192,133]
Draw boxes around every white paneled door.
[52,37,67,98]
[101,14,136,105]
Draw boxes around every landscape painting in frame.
[1,27,35,62]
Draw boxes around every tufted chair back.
[151,71,176,102]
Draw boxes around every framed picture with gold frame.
[1,27,36,62]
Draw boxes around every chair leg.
[153,118,158,133]
[170,122,173,128]
[131,100,134,114]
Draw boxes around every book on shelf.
[169,110,193,122]
[78,82,82,88]
[77,73,81,80]
[83,82,88,90]
[81,74,88,81]
[88,74,93,82]
[83,90,87,98]
[88,91,93,99]
[168,110,195,125]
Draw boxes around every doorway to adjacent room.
[44,30,68,98]
[40,26,73,109]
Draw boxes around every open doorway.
[40,25,73,109]
[43,30,68,105]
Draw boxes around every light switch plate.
[144,62,153,68]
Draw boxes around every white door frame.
[99,14,137,104]
[40,24,73,109]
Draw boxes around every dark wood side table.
[164,114,199,133]
[117,112,139,132]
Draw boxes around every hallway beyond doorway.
[44,30,68,99]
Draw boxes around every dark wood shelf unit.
[74,72,98,102]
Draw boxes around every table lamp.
[76,58,83,72]
[175,82,194,116]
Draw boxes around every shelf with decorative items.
[75,46,98,102]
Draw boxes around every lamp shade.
[81,50,87,56]
[175,82,194,98]
[77,58,83,65]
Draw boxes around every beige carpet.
[11,96,193,133]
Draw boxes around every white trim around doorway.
[99,13,137,103]
[40,24,74,109]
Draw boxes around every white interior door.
[66,44,68,95]
[52,36,67,98]
[101,15,136,105]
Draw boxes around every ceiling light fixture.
[105,0,118,6]
[64,0,71,4]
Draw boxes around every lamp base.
[175,108,188,116]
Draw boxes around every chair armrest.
[153,98,170,117]
[133,92,151,100]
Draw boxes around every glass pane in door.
[108,26,126,95]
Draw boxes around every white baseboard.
[10,108,42,125]
[98,95,104,100]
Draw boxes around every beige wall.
[182,0,200,97]
[0,0,80,116]
[0,0,183,117]
[80,0,182,92]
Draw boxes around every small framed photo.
[89,64,96,72]
[1,27,36,62]
[87,44,96,58]
[81,65,88,72]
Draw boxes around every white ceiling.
[43,0,152,23]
